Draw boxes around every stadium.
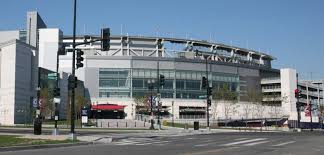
[1,11,323,128]
[56,33,282,122]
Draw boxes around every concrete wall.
[280,69,297,120]
[38,28,62,72]
[0,31,20,43]
[26,11,47,48]
[0,40,36,125]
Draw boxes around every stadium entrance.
[90,104,126,119]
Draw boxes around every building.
[55,35,279,120]
[0,39,37,125]
[1,11,323,128]
[0,11,67,125]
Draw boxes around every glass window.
[176,80,185,90]
[162,79,173,89]
[132,79,143,88]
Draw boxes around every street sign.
[54,97,61,104]
[81,116,88,124]
[48,73,58,80]
[33,98,38,108]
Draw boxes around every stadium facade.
[0,11,323,128]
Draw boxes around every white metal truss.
[63,35,275,68]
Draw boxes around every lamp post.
[148,79,155,130]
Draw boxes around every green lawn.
[0,135,77,147]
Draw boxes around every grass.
[0,135,78,147]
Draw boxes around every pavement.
[1,132,324,155]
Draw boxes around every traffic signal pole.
[70,0,77,140]
[296,73,301,130]
[206,57,210,129]
[157,57,161,129]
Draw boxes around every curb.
[0,142,92,152]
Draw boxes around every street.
[1,132,324,155]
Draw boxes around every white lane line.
[272,141,296,147]
[115,140,143,145]
[243,141,270,146]
[195,144,209,147]
[137,141,170,145]
[194,140,217,147]
[235,138,249,141]
[220,138,267,146]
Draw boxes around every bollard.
[126,122,128,128]
[144,122,146,127]
[135,121,137,127]
[108,122,109,128]
[117,122,119,128]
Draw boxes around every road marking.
[272,141,296,147]
[243,140,270,146]
[220,138,267,146]
[180,147,240,155]
[136,141,169,145]
[235,138,249,141]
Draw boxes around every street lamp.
[148,79,155,130]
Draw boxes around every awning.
[91,104,126,111]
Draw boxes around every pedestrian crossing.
[219,138,295,147]
[110,137,296,148]
[113,138,170,146]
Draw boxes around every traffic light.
[207,99,211,106]
[207,87,212,96]
[101,28,110,51]
[68,75,78,89]
[202,76,207,89]
[159,74,165,86]
[54,88,60,97]
[294,89,302,99]
[76,49,84,69]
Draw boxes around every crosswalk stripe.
[243,141,270,146]
[272,141,296,147]
[235,138,249,141]
[114,139,169,146]
[220,138,267,146]
[135,141,169,145]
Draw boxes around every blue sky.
[1,0,323,79]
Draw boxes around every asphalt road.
[1,132,324,155]
[0,128,143,136]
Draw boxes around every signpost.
[48,73,58,80]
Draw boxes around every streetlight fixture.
[148,79,155,130]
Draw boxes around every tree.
[133,95,150,115]
[75,93,89,120]
[212,84,238,120]
[246,89,263,118]
[40,88,54,119]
